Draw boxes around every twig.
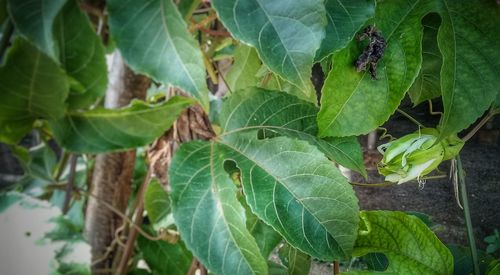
[189,13,218,32]
[456,155,480,275]
[462,109,498,143]
[62,154,78,214]
[397,108,425,128]
[199,26,230,36]
[214,62,233,94]
[115,167,153,275]
[0,19,14,61]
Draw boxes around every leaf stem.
[456,155,480,275]
[62,154,78,214]
[397,108,425,128]
[0,19,14,61]
[462,109,499,143]
[349,174,447,187]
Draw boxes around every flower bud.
[377,128,463,184]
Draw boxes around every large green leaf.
[212,0,326,98]
[221,88,366,177]
[279,243,311,275]
[137,232,192,275]
[436,0,500,140]
[318,0,431,137]
[170,141,268,274]
[7,0,66,59]
[107,0,209,110]
[169,90,359,273]
[345,211,453,275]
[315,0,375,61]
[54,0,107,110]
[408,13,443,106]
[0,38,68,143]
[226,44,261,92]
[50,96,194,153]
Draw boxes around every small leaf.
[144,179,171,229]
[279,243,311,275]
[137,232,192,275]
[107,0,209,110]
[50,96,194,153]
[448,245,493,275]
[315,0,375,61]
[221,88,366,177]
[408,13,443,106]
[345,211,453,275]
[437,0,500,140]
[318,0,429,137]
[54,0,107,110]
[226,44,261,92]
[0,38,69,143]
[7,0,66,59]
[212,0,326,98]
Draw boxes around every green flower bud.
[377,128,463,184]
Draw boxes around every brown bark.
[85,52,150,273]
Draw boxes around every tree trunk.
[85,52,150,274]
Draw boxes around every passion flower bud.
[377,128,463,184]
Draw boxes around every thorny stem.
[462,109,499,143]
[349,174,447,187]
[0,19,14,61]
[396,108,425,128]
[456,156,480,275]
[62,154,78,214]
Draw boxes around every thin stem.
[62,154,78,214]
[115,167,152,275]
[456,155,480,275]
[53,151,70,182]
[349,174,447,187]
[0,19,14,61]
[397,108,425,128]
[188,13,217,32]
[462,109,498,143]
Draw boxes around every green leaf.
[170,90,360,271]
[315,0,375,61]
[448,245,493,275]
[226,44,261,92]
[0,0,7,24]
[137,233,192,275]
[54,0,107,110]
[7,0,66,59]
[50,96,194,153]
[345,211,453,275]
[318,0,431,137]
[144,178,171,229]
[212,0,326,98]
[408,13,443,106]
[436,0,500,140]
[242,196,282,258]
[279,243,311,275]
[258,66,317,104]
[221,87,366,177]
[107,0,209,110]
[170,141,268,274]
[13,144,57,182]
[0,38,69,143]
